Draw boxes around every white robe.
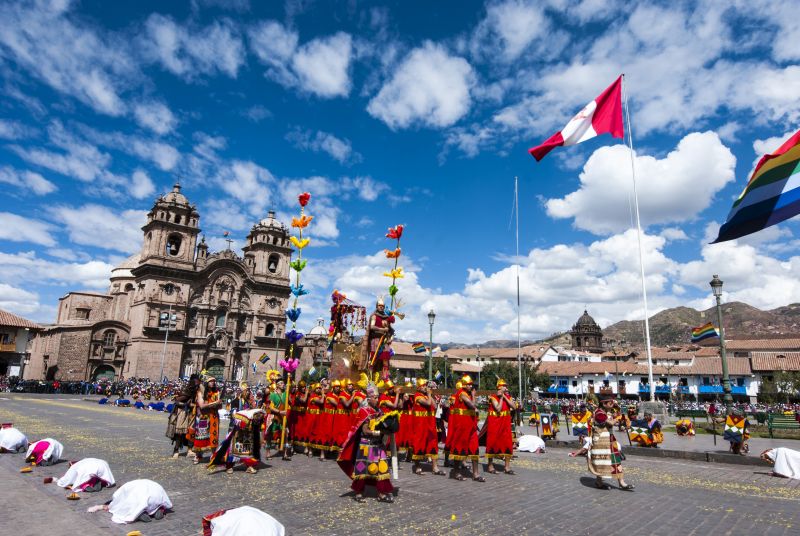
[765,448,800,480]
[518,434,546,452]
[57,458,116,491]
[0,427,28,452]
[26,438,64,463]
[210,506,285,536]
[108,479,172,524]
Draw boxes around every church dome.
[162,183,189,206]
[574,310,600,329]
[110,253,141,279]
[258,210,286,231]
[308,317,327,336]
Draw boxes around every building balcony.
[698,385,747,395]
[547,386,569,394]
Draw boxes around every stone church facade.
[26,184,297,382]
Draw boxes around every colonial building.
[26,184,294,382]
[570,310,604,353]
[0,309,41,377]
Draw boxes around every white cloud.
[11,121,111,182]
[286,128,361,164]
[660,228,688,242]
[53,205,146,254]
[78,123,180,171]
[0,119,36,140]
[0,167,56,195]
[291,32,352,98]
[753,130,795,158]
[0,282,40,316]
[143,14,245,79]
[133,101,177,135]
[545,131,736,235]
[248,22,352,98]
[242,105,271,122]
[470,0,551,62]
[0,212,55,246]
[367,42,475,129]
[0,1,134,116]
[129,170,155,199]
[217,161,273,216]
[0,251,113,290]
[340,176,389,201]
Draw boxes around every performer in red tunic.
[289,381,308,453]
[410,379,445,476]
[443,382,460,468]
[331,380,350,451]
[323,383,341,454]
[343,379,365,433]
[396,383,414,460]
[337,384,395,503]
[362,298,395,381]
[485,379,516,474]
[448,376,484,481]
[306,383,326,460]
[378,381,401,414]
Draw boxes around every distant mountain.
[603,302,800,346]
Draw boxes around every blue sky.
[1,0,799,344]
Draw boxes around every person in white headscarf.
[0,426,28,453]
[57,458,115,492]
[25,438,63,465]
[87,479,172,524]
[202,506,285,536]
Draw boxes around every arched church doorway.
[92,365,116,381]
[205,358,225,380]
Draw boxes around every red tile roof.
[0,309,41,330]
[750,352,800,371]
[725,339,800,351]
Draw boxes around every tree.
[419,355,455,386]
[480,361,549,397]
[758,375,778,404]
[774,371,800,403]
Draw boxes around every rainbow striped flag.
[412,342,426,354]
[691,322,719,343]
[258,352,270,364]
[714,128,800,243]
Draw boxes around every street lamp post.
[710,274,734,414]
[158,283,177,383]
[427,309,435,382]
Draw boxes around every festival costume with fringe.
[448,388,479,461]
[208,408,264,470]
[337,406,394,495]
[485,394,514,460]
[288,391,307,448]
[332,390,351,450]
[306,393,327,451]
[190,390,220,455]
[409,390,438,461]
[587,408,624,479]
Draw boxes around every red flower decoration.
[298,192,311,207]
[386,224,404,240]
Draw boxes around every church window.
[166,234,182,256]
[189,308,198,327]
[125,283,134,292]
[268,254,279,273]
[75,307,90,320]
[103,330,116,347]
[265,323,275,337]
[215,310,226,328]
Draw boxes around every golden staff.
[279,374,291,454]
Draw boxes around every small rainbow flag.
[258,352,270,364]
[691,322,719,343]
[412,342,426,354]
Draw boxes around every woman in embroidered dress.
[587,394,634,490]
[190,376,222,465]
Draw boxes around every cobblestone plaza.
[2,396,799,536]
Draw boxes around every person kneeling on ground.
[87,479,172,524]
[57,458,115,492]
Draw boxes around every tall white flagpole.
[514,177,525,402]
[622,74,655,401]
[515,177,523,400]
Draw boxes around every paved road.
[1,396,799,536]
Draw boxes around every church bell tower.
[140,183,201,269]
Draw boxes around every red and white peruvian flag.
[529,75,624,161]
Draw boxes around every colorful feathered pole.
[279,192,312,453]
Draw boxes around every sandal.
[354,495,366,503]
[192,457,201,465]
[504,470,515,475]
[472,475,486,482]
[449,470,465,481]
[377,495,394,503]
[595,482,611,490]
[432,470,446,476]
[619,484,635,491]
[413,468,424,475]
